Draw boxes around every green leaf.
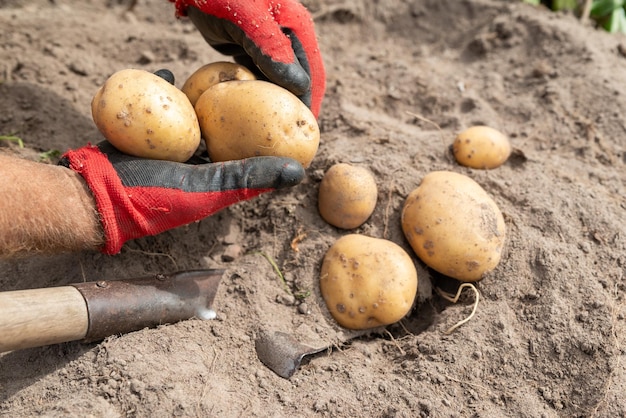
[39,149,61,162]
[599,6,626,31]
[0,134,24,148]
[590,0,625,18]
[552,0,579,11]
[613,7,626,32]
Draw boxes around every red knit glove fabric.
[60,142,304,255]
[171,0,326,117]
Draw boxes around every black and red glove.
[60,142,304,255]
[171,0,326,117]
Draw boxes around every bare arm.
[0,154,104,258]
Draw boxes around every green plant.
[523,0,626,33]
[254,250,291,294]
[0,134,24,148]
[253,250,311,301]
[590,0,626,32]
[39,149,61,162]
[523,0,579,10]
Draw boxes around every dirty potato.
[401,171,506,282]
[195,80,320,168]
[91,68,201,162]
[318,163,378,229]
[181,61,256,107]
[320,234,418,330]
[452,126,511,169]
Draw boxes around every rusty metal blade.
[72,269,224,342]
[255,330,327,379]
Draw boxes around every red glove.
[60,142,304,255]
[171,0,326,117]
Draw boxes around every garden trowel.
[0,269,224,353]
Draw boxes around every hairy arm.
[0,154,104,258]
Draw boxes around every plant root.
[436,282,480,334]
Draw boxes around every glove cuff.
[61,145,138,254]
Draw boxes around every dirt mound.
[1,0,625,416]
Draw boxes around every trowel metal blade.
[255,330,327,379]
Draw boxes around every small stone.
[222,244,242,262]
[313,400,328,412]
[277,293,296,306]
[297,302,311,315]
[223,223,240,245]
[68,61,88,76]
[137,50,155,65]
[130,379,145,395]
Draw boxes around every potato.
[91,68,201,162]
[195,80,320,168]
[318,163,378,229]
[401,171,505,282]
[319,234,418,330]
[452,126,511,169]
[181,61,256,107]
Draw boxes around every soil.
[1,0,626,417]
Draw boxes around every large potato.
[452,126,511,169]
[181,62,256,107]
[320,234,418,330]
[401,171,506,282]
[195,80,320,168]
[91,68,201,162]
[318,163,378,229]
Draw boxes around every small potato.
[320,234,418,330]
[318,163,378,229]
[452,126,511,169]
[181,62,256,107]
[401,171,506,282]
[195,80,320,168]
[91,68,201,162]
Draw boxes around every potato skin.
[320,234,418,330]
[401,171,506,282]
[318,163,378,229]
[181,62,256,107]
[195,80,320,168]
[452,126,511,169]
[91,68,201,162]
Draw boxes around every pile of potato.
[317,126,510,331]
[91,62,320,167]
[90,64,512,333]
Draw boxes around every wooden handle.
[0,286,89,353]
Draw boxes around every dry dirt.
[1,0,626,417]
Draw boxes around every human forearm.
[0,154,104,258]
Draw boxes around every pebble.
[277,293,296,306]
[138,50,155,64]
[223,224,239,245]
[297,302,311,315]
[313,400,328,412]
[222,244,242,262]
[130,379,145,395]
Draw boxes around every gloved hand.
[60,142,304,255]
[171,0,326,118]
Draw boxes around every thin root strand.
[436,282,480,334]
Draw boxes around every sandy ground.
[1,0,625,416]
